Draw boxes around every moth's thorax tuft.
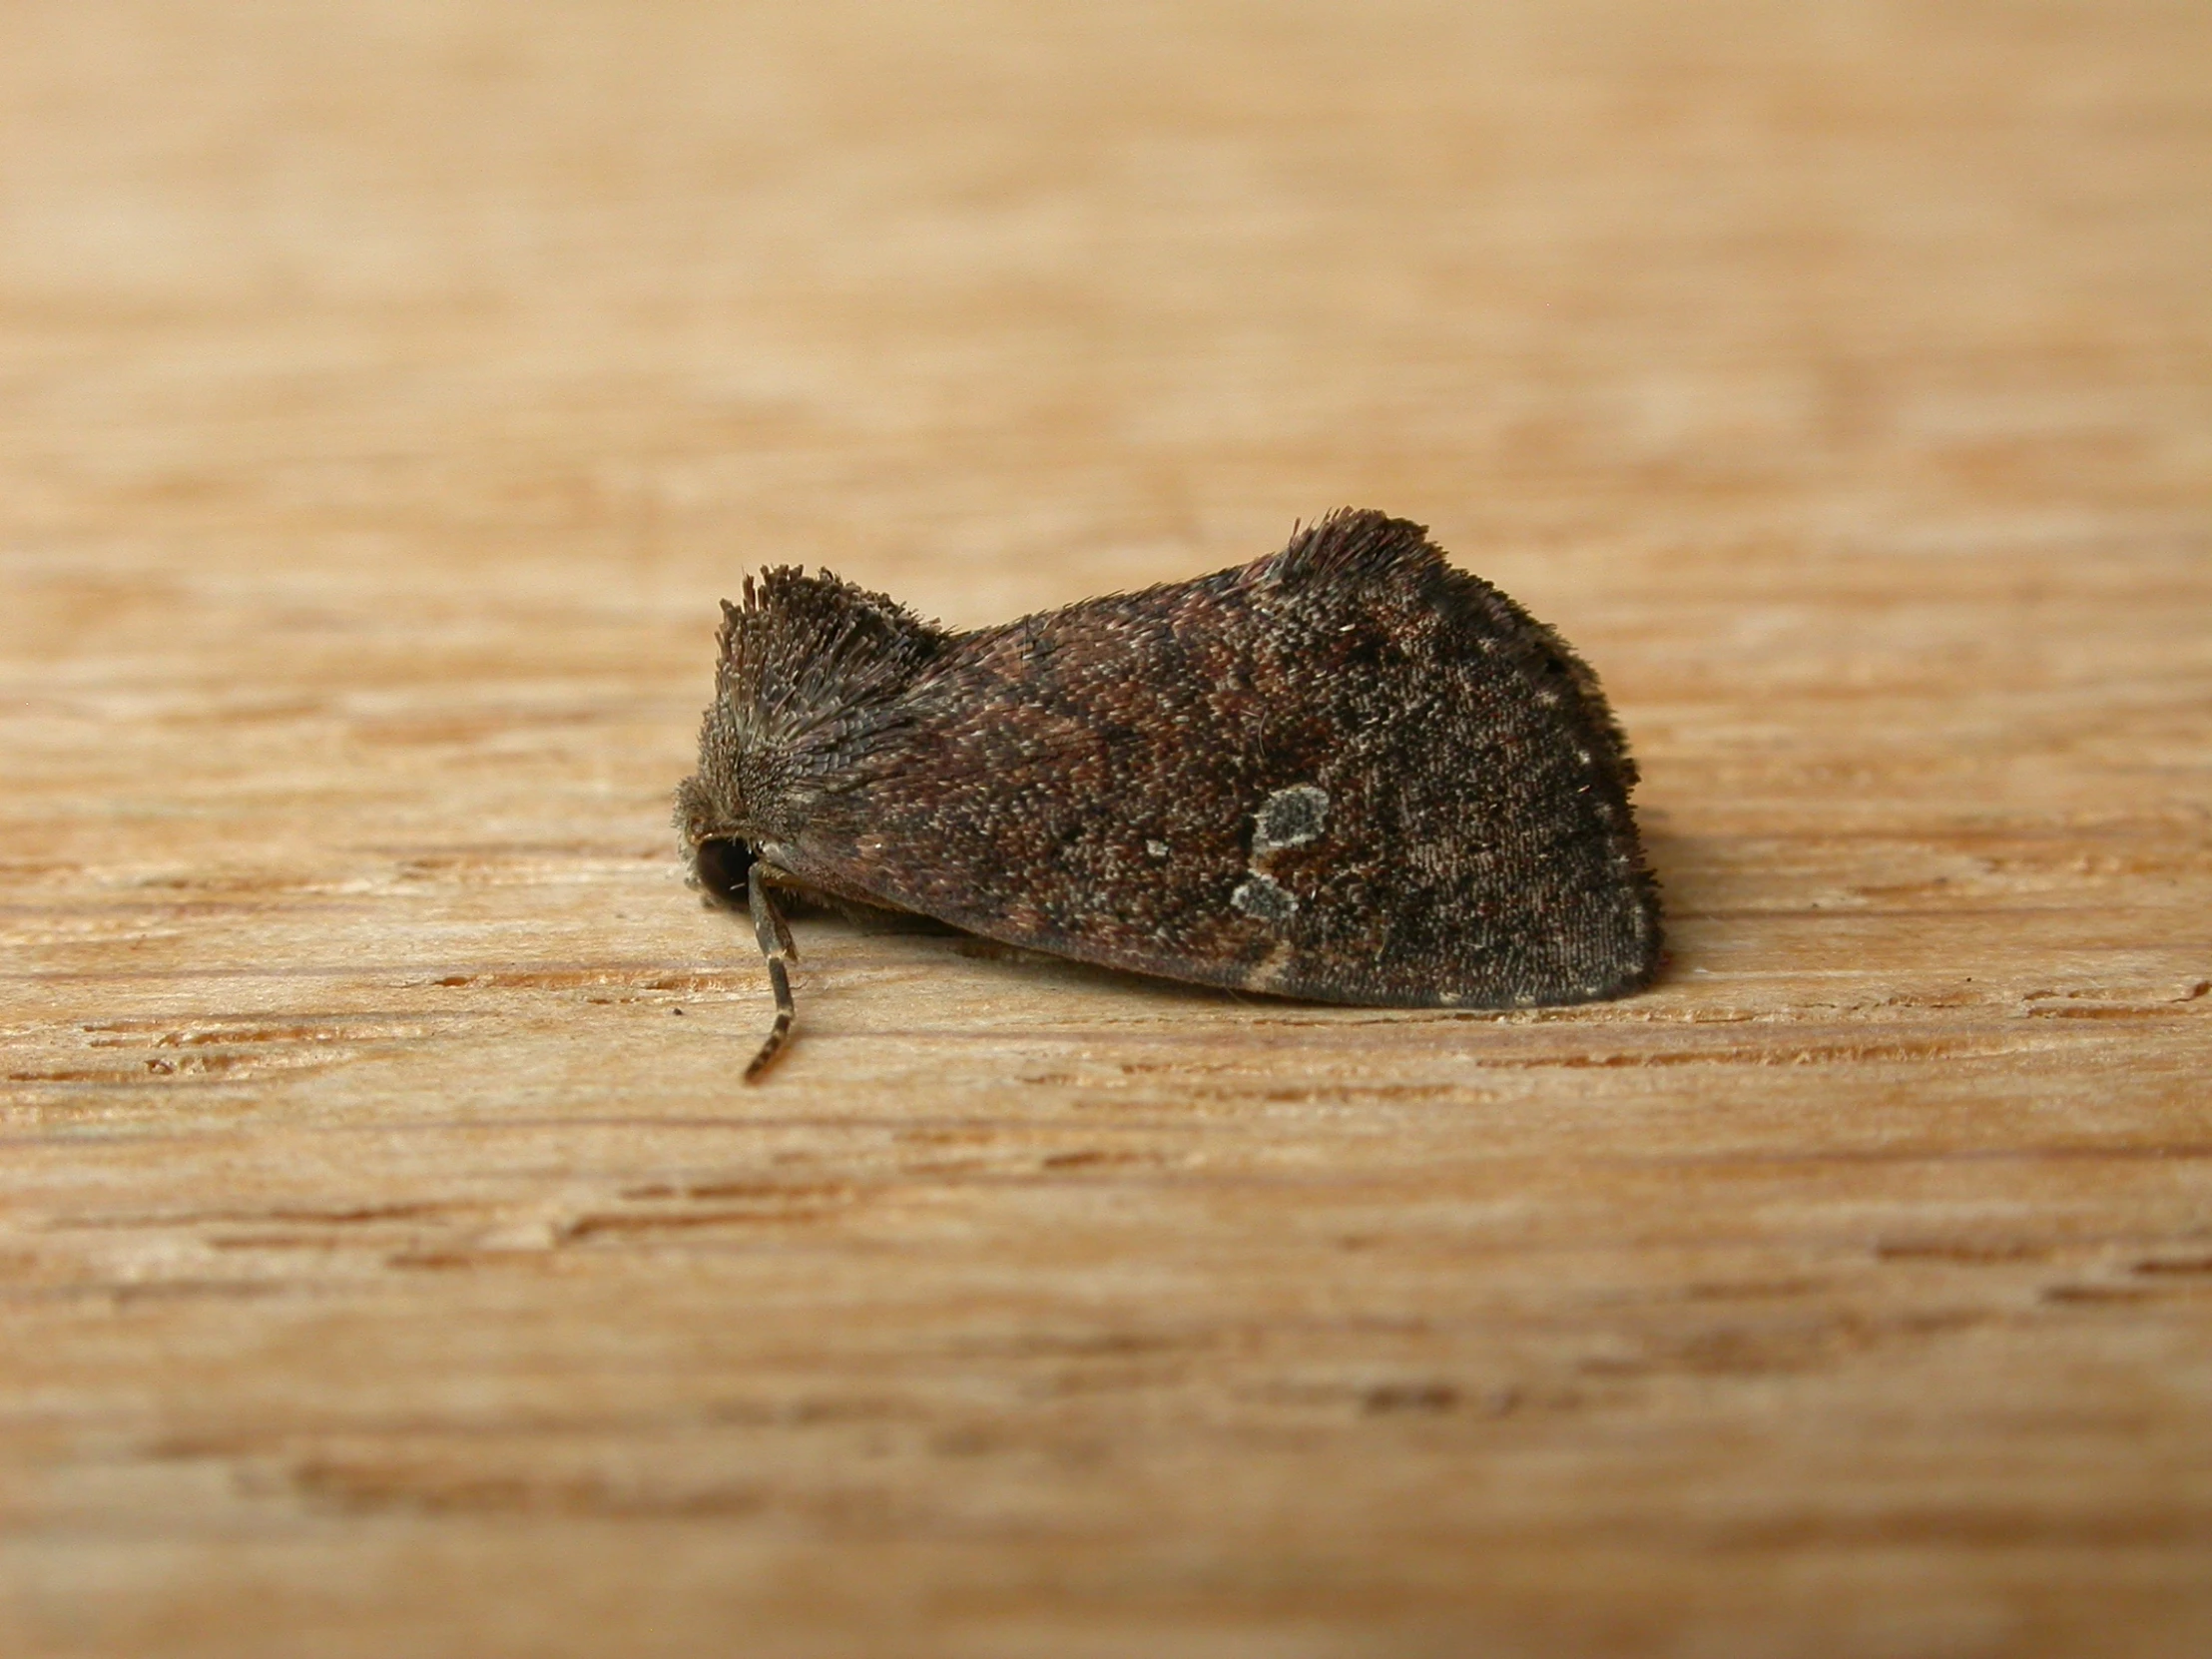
[676,565,950,872]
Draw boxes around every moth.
[676,509,1661,1078]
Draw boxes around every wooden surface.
[3,2,2209,1654]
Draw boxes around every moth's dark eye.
[694,837,755,906]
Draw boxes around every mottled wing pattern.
[782,510,1660,1008]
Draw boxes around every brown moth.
[676,509,1661,1077]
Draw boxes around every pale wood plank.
[3,2,2209,1654]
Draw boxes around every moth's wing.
[783,510,1661,1009]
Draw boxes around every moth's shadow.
[1633,825,1702,992]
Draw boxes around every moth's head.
[675,761,757,909]
[675,690,761,909]
[691,832,755,909]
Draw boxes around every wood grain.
[3,2,2208,1654]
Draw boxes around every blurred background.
[8,0,2202,608]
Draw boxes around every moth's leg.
[752,866,803,962]
[745,862,798,1082]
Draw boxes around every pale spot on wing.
[1252,784,1329,853]
[1231,873,1297,924]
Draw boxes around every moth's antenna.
[745,863,799,1081]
